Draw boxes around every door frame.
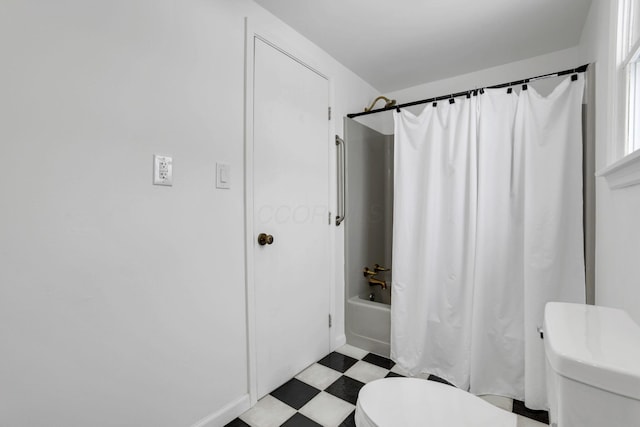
[243,18,336,406]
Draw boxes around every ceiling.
[253,0,593,92]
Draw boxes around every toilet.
[355,377,517,426]
[543,302,640,426]
[355,302,640,427]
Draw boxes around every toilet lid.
[355,378,517,427]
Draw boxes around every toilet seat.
[355,378,517,427]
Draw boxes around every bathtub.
[345,295,391,357]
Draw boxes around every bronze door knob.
[258,233,274,246]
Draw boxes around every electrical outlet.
[153,155,173,186]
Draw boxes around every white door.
[253,38,331,398]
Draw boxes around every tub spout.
[368,276,387,290]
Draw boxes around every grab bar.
[335,135,346,226]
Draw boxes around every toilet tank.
[544,303,640,427]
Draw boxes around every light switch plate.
[153,155,173,186]
[216,163,230,189]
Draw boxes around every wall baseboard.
[190,394,250,427]
[332,333,346,351]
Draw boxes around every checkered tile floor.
[226,344,549,427]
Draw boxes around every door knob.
[257,233,274,246]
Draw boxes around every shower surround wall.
[344,118,393,356]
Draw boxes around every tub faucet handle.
[363,267,377,277]
[374,264,390,273]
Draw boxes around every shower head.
[364,96,396,112]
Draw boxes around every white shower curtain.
[470,88,524,398]
[518,77,586,409]
[391,74,586,409]
[392,97,478,389]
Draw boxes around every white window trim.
[599,0,640,189]
[596,147,640,189]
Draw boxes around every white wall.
[579,0,640,324]
[0,1,378,426]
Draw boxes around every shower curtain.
[391,74,586,409]
[392,95,478,390]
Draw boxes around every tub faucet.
[363,267,377,277]
[368,276,387,290]
[374,263,390,273]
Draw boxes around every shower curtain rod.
[347,63,589,118]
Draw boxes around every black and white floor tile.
[226,344,548,427]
